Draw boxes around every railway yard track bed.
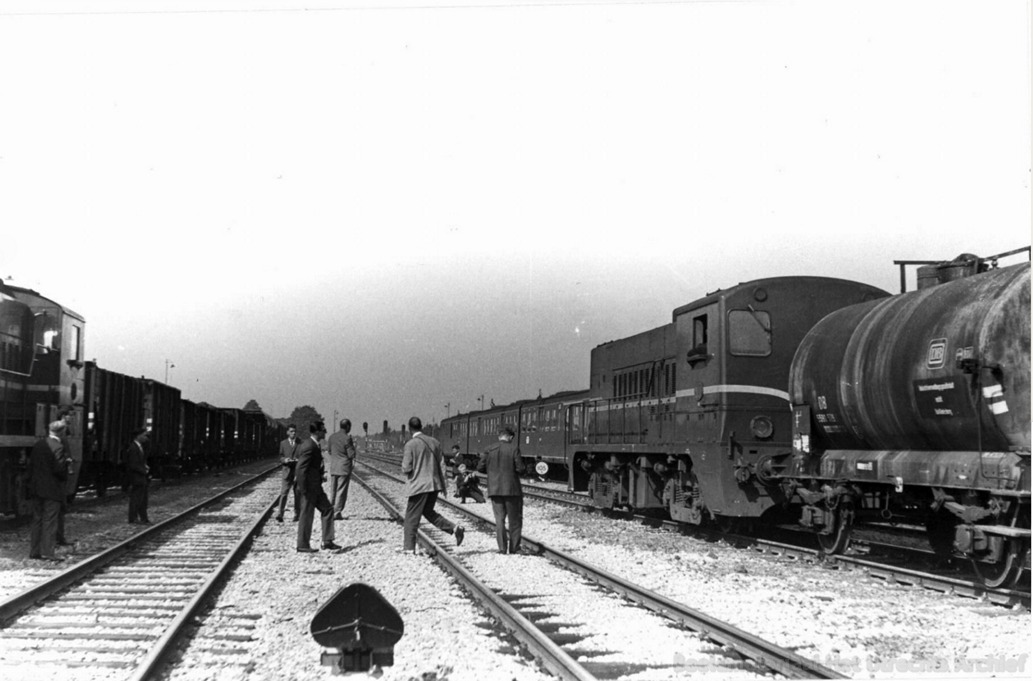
[0,457,1027,680]
[358,459,1030,679]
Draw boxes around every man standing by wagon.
[478,425,524,554]
[274,424,301,522]
[401,416,464,553]
[125,428,152,525]
[326,419,357,520]
[28,420,72,561]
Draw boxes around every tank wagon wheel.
[971,506,1030,591]
[816,500,854,555]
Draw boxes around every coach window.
[728,309,772,356]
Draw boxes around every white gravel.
[3,460,1029,681]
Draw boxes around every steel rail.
[128,495,278,681]
[352,474,598,681]
[356,461,843,680]
[0,465,277,624]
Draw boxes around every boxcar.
[82,362,145,495]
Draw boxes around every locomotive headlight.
[750,415,774,440]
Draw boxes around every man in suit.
[295,421,340,553]
[28,420,72,561]
[125,428,152,524]
[326,418,357,520]
[274,424,301,522]
[477,425,524,554]
[55,407,76,547]
[401,416,464,553]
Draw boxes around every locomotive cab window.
[728,309,772,357]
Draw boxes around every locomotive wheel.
[971,507,1030,590]
[816,501,853,554]
[972,537,1029,590]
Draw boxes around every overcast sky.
[1,0,1030,431]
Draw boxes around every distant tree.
[362,421,368,436]
[243,399,262,412]
[288,405,325,435]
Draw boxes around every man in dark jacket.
[125,429,152,524]
[326,418,357,519]
[295,421,339,552]
[275,424,301,522]
[28,421,72,561]
[477,425,524,554]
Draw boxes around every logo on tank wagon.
[927,338,947,369]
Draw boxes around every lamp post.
[165,359,175,383]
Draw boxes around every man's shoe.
[321,542,343,551]
[333,513,344,520]
[57,541,73,547]
[455,526,465,547]
[275,516,284,523]
[296,547,318,553]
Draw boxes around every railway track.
[522,481,1033,609]
[354,460,844,680]
[0,468,277,680]
[363,450,1030,607]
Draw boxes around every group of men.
[282,414,525,556]
[401,417,523,555]
[27,419,154,562]
[29,409,524,561]
[276,419,356,553]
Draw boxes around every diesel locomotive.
[0,282,284,517]
[442,248,1030,588]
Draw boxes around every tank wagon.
[1,282,285,515]
[782,254,1030,588]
